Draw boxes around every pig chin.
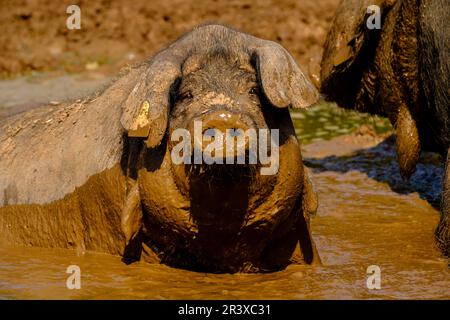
[186,161,259,225]
[185,163,258,270]
[186,159,259,182]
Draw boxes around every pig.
[0,24,320,273]
[320,0,450,255]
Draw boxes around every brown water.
[1,160,448,299]
[0,77,449,299]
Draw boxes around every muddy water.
[0,78,449,299]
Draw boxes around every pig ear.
[119,24,223,149]
[253,41,319,109]
[119,24,224,148]
[121,58,181,149]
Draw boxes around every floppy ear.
[120,58,181,149]
[119,24,229,148]
[252,41,319,109]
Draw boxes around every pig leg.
[263,203,320,268]
[395,103,421,179]
[293,169,321,265]
[121,139,144,246]
[121,182,143,246]
[120,181,145,264]
[436,148,450,256]
[260,172,320,269]
[302,167,318,216]
[120,139,145,263]
[290,214,321,265]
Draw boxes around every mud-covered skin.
[436,149,450,256]
[321,0,450,255]
[0,25,320,272]
[132,44,320,273]
[122,25,320,272]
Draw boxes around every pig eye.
[179,91,193,102]
[249,87,259,95]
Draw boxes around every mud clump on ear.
[121,60,180,149]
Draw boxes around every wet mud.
[0,97,448,299]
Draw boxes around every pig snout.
[201,107,252,134]
[188,106,256,159]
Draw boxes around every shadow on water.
[304,135,445,209]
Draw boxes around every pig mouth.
[184,145,262,182]
[186,162,256,228]
[186,161,259,183]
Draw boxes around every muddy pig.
[0,25,320,273]
[320,0,450,255]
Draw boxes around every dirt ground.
[0,0,339,79]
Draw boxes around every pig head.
[121,25,321,272]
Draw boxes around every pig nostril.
[229,129,241,137]
[204,128,216,138]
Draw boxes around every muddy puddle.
[0,75,449,300]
